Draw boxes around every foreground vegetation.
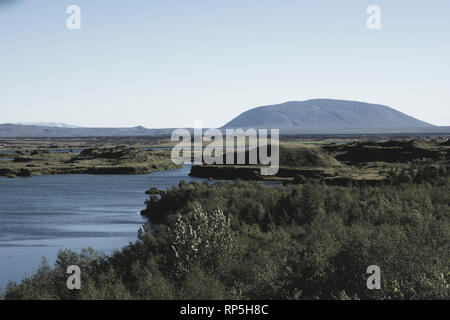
[4,173,449,299]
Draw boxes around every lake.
[0,164,208,290]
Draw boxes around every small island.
[0,138,180,178]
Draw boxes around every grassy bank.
[190,139,450,185]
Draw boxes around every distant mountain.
[0,124,176,138]
[15,122,80,128]
[222,99,440,134]
[1,99,450,137]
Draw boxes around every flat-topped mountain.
[222,99,438,133]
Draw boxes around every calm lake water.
[0,165,207,290]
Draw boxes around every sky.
[0,0,449,128]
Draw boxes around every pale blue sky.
[1,0,449,128]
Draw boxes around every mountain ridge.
[14,122,80,128]
[2,99,449,137]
